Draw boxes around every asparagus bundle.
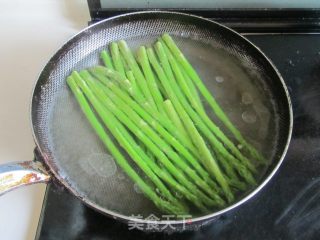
[66,34,264,215]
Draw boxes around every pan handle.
[0,160,50,196]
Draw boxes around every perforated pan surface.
[31,12,292,225]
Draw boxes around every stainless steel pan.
[0,11,292,231]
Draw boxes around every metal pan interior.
[31,12,292,223]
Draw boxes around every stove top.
[35,31,320,240]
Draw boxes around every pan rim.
[30,10,293,226]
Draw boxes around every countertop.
[0,1,89,239]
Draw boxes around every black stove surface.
[35,34,320,240]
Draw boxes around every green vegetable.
[67,34,265,215]
[67,74,183,214]
[100,50,114,69]
[110,42,126,77]
[162,33,265,163]
[158,38,203,109]
[136,46,166,116]
[163,99,193,150]
[90,70,224,196]
[81,70,214,211]
[147,47,234,202]
[125,70,143,98]
[84,71,219,208]
[156,41,202,112]
[77,71,190,213]
[154,42,256,186]
[90,67,199,157]
[91,66,147,108]
[118,40,158,111]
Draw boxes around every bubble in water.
[242,110,257,124]
[118,173,126,180]
[215,76,224,83]
[287,59,295,66]
[241,92,253,105]
[253,103,270,139]
[79,153,117,178]
[134,183,143,194]
[89,153,117,177]
[296,50,300,54]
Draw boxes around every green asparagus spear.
[89,70,220,188]
[91,66,147,108]
[67,35,264,214]
[109,44,145,106]
[158,38,203,109]
[100,50,114,70]
[95,76,222,201]
[90,67,199,157]
[118,40,158,111]
[110,42,126,77]
[81,70,214,211]
[153,43,256,186]
[180,64,203,109]
[163,100,193,148]
[78,73,190,213]
[67,75,182,214]
[85,72,219,207]
[157,40,204,111]
[147,47,234,202]
[120,50,145,97]
[157,40,256,174]
[162,33,265,163]
[85,76,218,207]
[136,46,166,115]
[125,70,144,98]
[124,71,155,162]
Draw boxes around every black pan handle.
[0,160,50,196]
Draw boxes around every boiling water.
[48,35,278,218]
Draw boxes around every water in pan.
[48,34,278,219]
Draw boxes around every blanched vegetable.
[66,34,263,215]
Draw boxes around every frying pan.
[0,11,292,231]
